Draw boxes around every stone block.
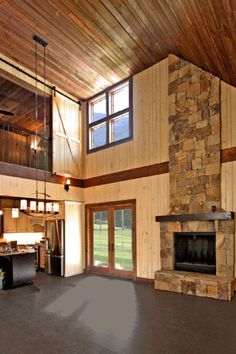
[169,80,179,95]
[185,98,196,109]
[210,103,220,116]
[198,89,210,101]
[207,134,220,146]
[195,221,215,232]
[210,115,220,134]
[196,283,207,297]
[179,64,190,78]
[178,155,189,170]
[191,73,201,83]
[183,138,195,151]
[169,70,179,83]
[209,94,219,106]
[169,280,181,293]
[155,280,170,291]
[216,233,229,251]
[161,246,173,258]
[200,78,210,93]
[166,222,181,232]
[183,221,200,232]
[218,220,235,233]
[226,247,234,261]
[192,158,202,170]
[161,257,173,271]
[206,186,221,201]
[181,280,196,295]
[196,120,208,129]
[168,54,179,65]
[169,103,176,116]
[189,111,202,125]
[181,195,190,205]
[216,249,227,266]
[169,93,176,104]
[217,283,230,301]
[161,236,173,249]
[219,265,234,278]
[186,170,198,179]
[210,78,220,97]
[178,82,190,93]
[196,192,206,202]
[206,284,218,299]
[187,82,201,98]
[196,126,211,139]
[205,162,220,175]
[160,223,167,232]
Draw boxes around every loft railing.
[0,121,51,171]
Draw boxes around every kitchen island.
[0,250,36,289]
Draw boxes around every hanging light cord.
[43,45,47,204]
[35,40,38,200]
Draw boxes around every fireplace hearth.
[174,232,216,274]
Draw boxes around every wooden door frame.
[85,199,136,279]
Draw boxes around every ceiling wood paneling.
[0,0,235,99]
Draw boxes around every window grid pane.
[90,123,107,149]
[110,83,129,114]
[90,95,106,123]
[110,114,130,143]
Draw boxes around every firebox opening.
[174,232,216,274]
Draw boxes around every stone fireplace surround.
[154,54,236,300]
[155,215,235,300]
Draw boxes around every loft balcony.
[0,121,51,172]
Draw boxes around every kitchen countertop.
[0,250,36,256]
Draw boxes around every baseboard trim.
[135,277,154,284]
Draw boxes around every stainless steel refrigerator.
[45,219,65,276]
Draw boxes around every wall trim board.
[0,161,83,188]
[221,147,236,163]
[83,161,169,187]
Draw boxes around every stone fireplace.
[155,55,236,300]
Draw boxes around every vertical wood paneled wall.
[221,81,236,149]
[221,81,236,275]
[83,58,169,178]
[83,58,169,279]
[84,174,169,279]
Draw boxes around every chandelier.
[14,35,59,217]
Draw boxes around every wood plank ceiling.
[0,0,235,100]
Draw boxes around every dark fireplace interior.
[174,232,216,274]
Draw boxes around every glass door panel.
[93,211,109,268]
[114,208,133,271]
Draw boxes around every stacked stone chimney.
[168,55,221,214]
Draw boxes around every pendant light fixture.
[18,35,59,217]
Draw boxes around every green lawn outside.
[93,223,132,271]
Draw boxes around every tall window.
[87,78,132,152]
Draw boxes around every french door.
[86,200,136,278]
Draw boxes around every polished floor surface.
[0,272,236,354]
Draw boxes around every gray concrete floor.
[0,272,236,354]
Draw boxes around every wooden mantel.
[155,212,234,223]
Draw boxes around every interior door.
[86,201,136,278]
